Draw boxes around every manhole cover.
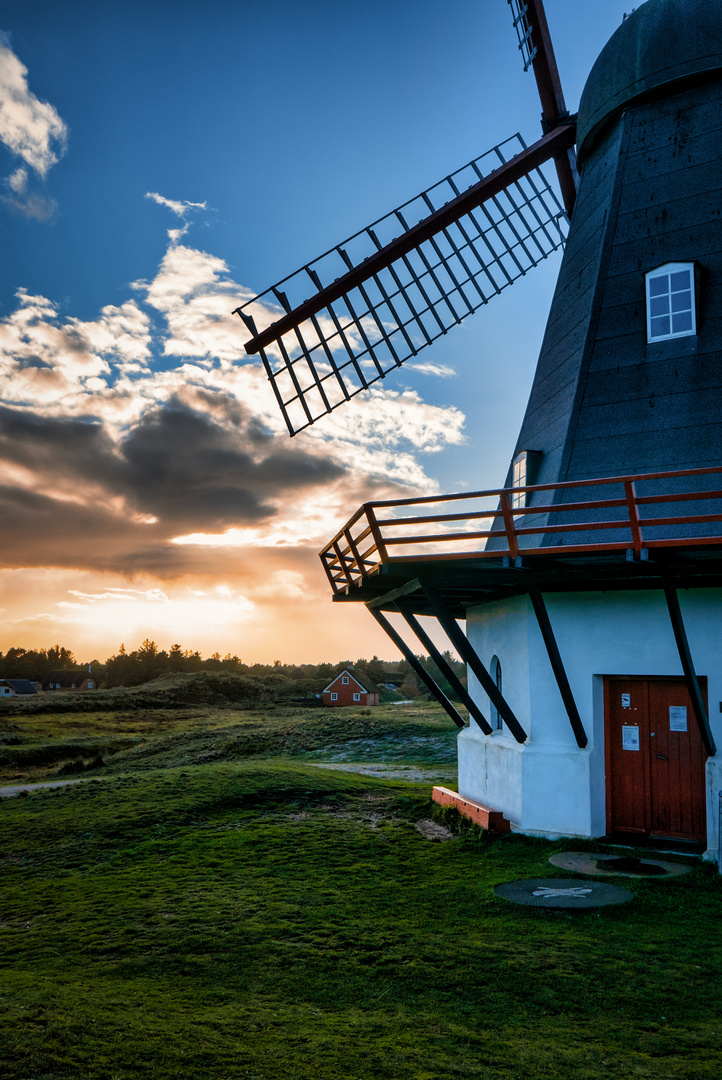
[494,878,634,909]
[549,852,691,879]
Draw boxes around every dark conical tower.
[508,0,722,498]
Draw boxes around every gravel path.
[309,762,456,782]
[0,779,84,798]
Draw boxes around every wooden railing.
[319,466,722,595]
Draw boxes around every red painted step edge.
[432,786,511,834]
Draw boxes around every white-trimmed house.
[323,668,380,707]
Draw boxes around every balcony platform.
[320,467,722,617]
[328,546,722,617]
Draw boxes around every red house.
[323,667,380,707]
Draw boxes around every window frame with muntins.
[645,262,696,343]
[511,452,528,511]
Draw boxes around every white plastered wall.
[458,587,722,857]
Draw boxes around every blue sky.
[0,0,635,661]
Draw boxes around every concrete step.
[432,786,511,834]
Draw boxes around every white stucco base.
[458,588,722,858]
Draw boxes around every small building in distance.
[0,679,38,699]
[42,667,97,693]
[323,667,380,707]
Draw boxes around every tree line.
[0,642,467,701]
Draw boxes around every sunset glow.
[1,1,634,663]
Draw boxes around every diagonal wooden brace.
[367,607,466,730]
[527,585,588,748]
[662,578,716,755]
[420,581,527,744]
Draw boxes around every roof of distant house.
[43,670,92,686]
[323,667,381,694]
[2,679,37,695]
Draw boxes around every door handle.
[656,754,667,760]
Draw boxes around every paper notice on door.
[669,706,688,732]
[622,725,640,751]
[621,693,631,708]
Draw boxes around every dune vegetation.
[1,697,721,1079]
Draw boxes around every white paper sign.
[622,725,640,751]
[669,706,688,732]
[621,693,631,708]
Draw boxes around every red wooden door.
[648,681,708,841]
[604,677,708,842]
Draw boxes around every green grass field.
[1,701,721,1079]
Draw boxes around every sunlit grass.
[0,702,459,783]
[1,706,721,1078]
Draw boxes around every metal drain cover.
[494,877,634,909]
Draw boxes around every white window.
[341,676,349,684]
[87,681,94,689]
[490,655,503,731]
[330,692,338,701]
[512,452,528,511]
[353,693,360,701]
[646,262,696,342]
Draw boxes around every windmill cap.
[577,0,722,163]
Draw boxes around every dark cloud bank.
[0,398,347,573]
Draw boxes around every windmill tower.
[237,0,722,855]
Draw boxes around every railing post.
[344,527,367,579]
[624,480,643,556]
[332,539,355,587]
[499,492,520,559]
[319,551,341,595]
[365,504,389,564]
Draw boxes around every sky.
[0,0,635,663]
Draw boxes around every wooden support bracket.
[367,607,466,730]
[662,578,716,756]
[527,585,588,748]
[420,581,528,743]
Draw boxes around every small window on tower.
[646,263,696,342]
[512,452,527,511]
[511,450,541,510]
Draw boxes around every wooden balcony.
[319,466,722,609]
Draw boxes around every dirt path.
[0,779,84,798]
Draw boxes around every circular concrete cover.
[549,852,691,879]
[494,878,634,909]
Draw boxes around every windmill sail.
[236,127,574,436]
[508,0,538,71]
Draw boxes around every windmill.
[237,0,722,856]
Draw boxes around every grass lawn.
[1,702,721,1078]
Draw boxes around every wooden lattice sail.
[235,0,576,435]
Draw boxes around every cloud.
[145,192,207,217]
[2,164,56,220]
[0,33,67,218]
[67,588,170,604]
[407,360,457,378]
[145,191,208,243]
[0,217,465,606]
